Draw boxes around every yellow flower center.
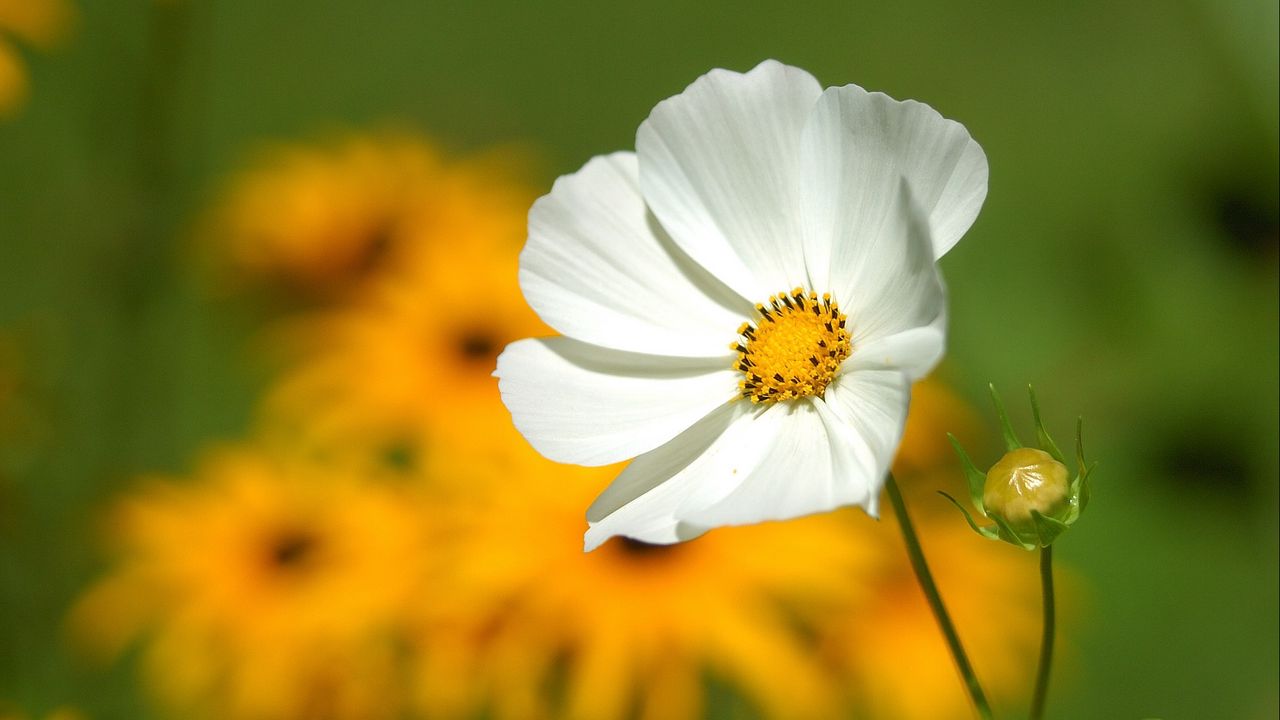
[732,288,852,404]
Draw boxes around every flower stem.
[884,473,994,720]
[1030,544,1056,720]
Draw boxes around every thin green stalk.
[884,473,994,720]
[1030,544,1056,720]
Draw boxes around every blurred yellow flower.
[0,41,25,116]
[207,133,534,303]
[69,445,425,720]
[895,378,983,478]
[402,381,1037,720]
[0,0,75,117]
[0,0,73,43]
[820,506,1039,720]
[259,199,548,464]
[411,428,876,720]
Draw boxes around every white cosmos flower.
[495,60,988,551]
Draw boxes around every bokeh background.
[1,1,1277,719]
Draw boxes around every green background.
[1,1,1276,718]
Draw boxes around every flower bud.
[982,447,1070,533]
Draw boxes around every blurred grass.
[0,0,1276,718]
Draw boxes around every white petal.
[811,395,881,518]
[521,152,752,357]
[637,60,822,302]
[799,84,988,280]
[810,176,946,346]
[845,314,946,381]
[678,399,867,528]
[818,369,914,518]
[583,401,764,551]
[582,370,914,550]
[495,338,739,466]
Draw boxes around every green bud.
[983,447,1071,534]
[940,385,1095,549]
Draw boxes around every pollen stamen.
[731,288,852,404]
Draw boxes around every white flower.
[495,60,988,551]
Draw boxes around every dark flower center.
[348,221,396,278]
[268,528,320,571]
[616,537,676,559]
[457,331,498,361]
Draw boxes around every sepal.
[939,492,1000,540]
[988,383,1022,451]
[947,433,988,514]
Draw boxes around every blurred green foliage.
[1,1,1276,718]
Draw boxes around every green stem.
[1030,544,1056,720]
[885,473,994,720]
